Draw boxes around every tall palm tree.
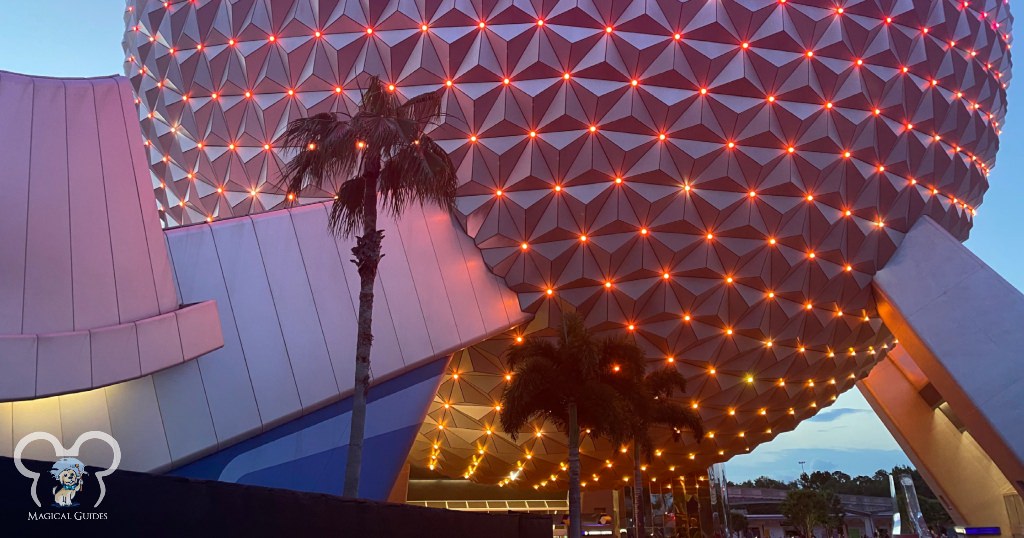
[280,76,457,497]
[625,367,704,537]
[500,313,643,538]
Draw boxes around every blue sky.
[1,1,1020,483]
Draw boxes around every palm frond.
[499,356,561,441]
[279,112,360,194]
[377,135,457,217]
[650,404,705,441]
[643,366,689,398]
[327,173,370,237]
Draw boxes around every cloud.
[808,408,871,423]
[725,448,910,483]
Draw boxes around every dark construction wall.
[0,457,551,538]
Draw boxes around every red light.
[366,28,373,35]
[268,35,276,42]
[335,86,342,93]
[502,77,511,85]
[421,24,429,32]
[536,19,544,26]
[478,21,486,29]
[314,31,322,38]
[674,33,682,40]
[563,72,571,80]
[741,42,749,49]
[605,26,613,33]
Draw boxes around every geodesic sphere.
[124,0,1010,486]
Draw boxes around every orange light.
[741,42,749,49]
[727,141,735,149]
[421,24,429,31]
[699,88,707,95]
[287,89,295,96]
[788,146,796,154]
[663,272,671,280]
[590,125,598,133]
[767,95,775,103]
[659,133,667,140]
[503,77,511,85]
[768,237,776,245]
[469,135,477,142]
[843,151,851,158]
[563,72,571,80]
[627,324,635,331]
[546,288,554,296]
[706,232,714,240]
[605,281,612,289]
[387,84,396,92]
[263,144,271,150]
[495,189,503,196]
[445,80,453,87]
[631,79,639,86]
[520,242,528,251]
[806,50,814,57]
[554,185,562,192]
[825,102,833,109]
[579,234,588,242]
[479,21,486,28]
[537,19,544,26]
[335,86,342,93]
[749,191,757,198]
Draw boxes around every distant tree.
[499,313,639,538]
[731,511,750,534]
[823,491,846,538]
[781,489,828,538]
[733,476,794,490]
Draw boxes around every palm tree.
[499,313,643,538]
[625,367,704,537]
[280,76,457,497]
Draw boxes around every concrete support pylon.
[861,216,1024,536]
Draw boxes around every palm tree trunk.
[342,174,383,498]
[567,402,582,538]
[633,444,645,537]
